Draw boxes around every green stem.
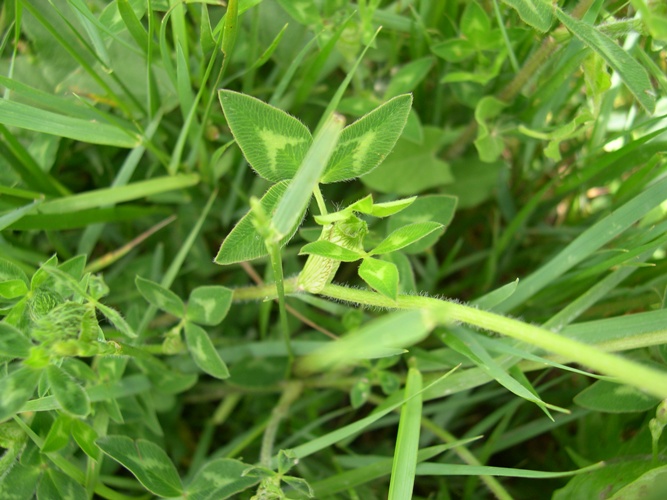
[319,284,667,399]
[267,243,294,369]
[313,185,328,215]
[232,280,667,398]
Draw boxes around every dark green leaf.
[97,436,184,497]
[185,322,230,379]
[219,90,312,182]
[215,182,299,265]
[47,364,90,417]
[0,367,40,422]
[185,458,258,500]
[42,414,72,453]
[322,95,413,183]
[574,380,661,413]
[0,323,33,358]
[501,0,554,32]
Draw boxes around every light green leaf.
[299,240,366,262]
[185,458,258,500]
[350,378,371,408]
[0,367,40,421]
[0,258,29,286]
[370,222,443,255]
[461,1,492,46]
[47,364,90,417]
[0,100,140,148]
[96,435,184,497]
[322,94,413,183]
[219,90,312,182]
[384,58,434,99]
[361,126,453,194]
[359,258,400,300]
[135,276,185,318]
[370,197,417,218]
[185,322,230,379]
[501,0,554,32]
[474,96,508,163]
[215,181,299,265]
[388,367,423,500]
[186,286,233,326]
[555,8,656,113]
[276,0,322,25]
[387,195,457,253]
[574,380,661,413]
[96,303,136,339]
[0,323,33,358]
[431,39,476,62]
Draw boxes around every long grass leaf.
[495,176,667,312]
[388,367,423,500]
[0,100,139,148]
[37,174,199,214]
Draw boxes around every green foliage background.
[1,0,667,498]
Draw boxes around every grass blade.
[37,174,199,214]
[0,100,139,148]
[495,176,667,313]
[388,367,423,500]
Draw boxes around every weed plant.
[1,0,667,498]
